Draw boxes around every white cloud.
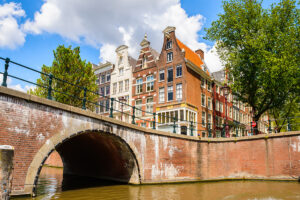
[0,2,26,49]
[0,74,35,92]
[205,44,225,73]
[22,0,212,63]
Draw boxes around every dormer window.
[118,56,123,65]
[166,39,172,49]
[119,67,124,75]
[142,55,147,68]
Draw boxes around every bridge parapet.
[0,86,300,197]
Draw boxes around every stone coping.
[1,86,299,142]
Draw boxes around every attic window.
[166,39,172,50]
[142,55,147,68]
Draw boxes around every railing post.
[236,126,238,137]
[47,74,53,100]
[190,121,193,136]
[132,106,136,124]
[82,87,87,110]
[173,117,176,133]
[152,112,156,129]
[109,98,114,118]
[1,58,10,87]
[208,123,211,138]
[287,117,291,131]
[268,119,272,133]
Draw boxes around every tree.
[29,45,98,111]
[205,0,300,131]
[270,94,300,132]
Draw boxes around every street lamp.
[221,84,230,137]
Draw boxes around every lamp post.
[221,84,230,138]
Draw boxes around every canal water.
[14,166,300,200]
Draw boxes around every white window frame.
[136,78,143,94]
[167,52,173,62]
[119,81,123,93]
[201,94,206,107]
[167,86,173,101]
[176,65,182,78]
[125,79,129,92]
[159,87,165,103]
[176,83,182,100]
[146,75,154,92]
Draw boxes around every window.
[208,97,212,110]
[146,75,154,92]
[167,67,173,82]
[119,68,124,75]
[118,56,123,65]
[141,123,146,127]
[119,81,123,93]
[125,79,129,92]
[159,69,165,81]
[166,39,172,49]
[230,107,233,118]
[167,52,173,62]
[201,94,206,107]
[167,86,173,101]
[216,100,219,111]
[100,101,104,113]
[220,102,223,113]
[146,97,153,113]
[113,83,117,94]
[176,83,182,100]
[201,77,205,88]
[142,55,147,68]
[207,81,211,91]
[96,78,99,84]
[216,85,219,93]
[159,87,165,103]
[207,114,212,128]
[176,65,182,77]
[181,126,187,135]
[202,111,206,127]
[105,85,110,96]
[101,75,105,84]
[106,73,111,82]
[136,78,143,94]
[105,100,110,112]
[100,87,104,96]
[135,99,142,117]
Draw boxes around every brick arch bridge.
[1,86,300,197]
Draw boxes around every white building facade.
[110,45,136,123]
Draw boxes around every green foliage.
[270,94,300,132]
[29,45,98,111]
[205,0,300,122]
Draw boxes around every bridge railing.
[1,57,299,138]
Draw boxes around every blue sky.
[0,0,279,91]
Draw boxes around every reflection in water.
[13,166,300,200]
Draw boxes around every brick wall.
[0,87,300,197]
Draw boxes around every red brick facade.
[0,87,299,197]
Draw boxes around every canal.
[13,166,300,200]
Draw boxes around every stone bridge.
[0,86,300,196]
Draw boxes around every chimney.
[195,49,204,60]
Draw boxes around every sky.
[0,0,278,92]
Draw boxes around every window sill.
[176,76,182,78]
[166,61,172,63]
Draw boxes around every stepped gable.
[176,39,209,75]
[134,34,158,72]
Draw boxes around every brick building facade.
[132,34,159,128]
[92,62,113,115]
[155,26,213,136]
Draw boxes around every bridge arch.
[24,129,141,196]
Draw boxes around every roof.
[176,39,204,69]
[150,48,159,60]
[128,56,137,68]
[212,69,226,83]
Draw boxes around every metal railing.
[1,57,298,138]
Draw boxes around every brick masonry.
[0,86,300,197]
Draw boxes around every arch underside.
[25,130,141,195]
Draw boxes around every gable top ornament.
[140,33,150,47]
